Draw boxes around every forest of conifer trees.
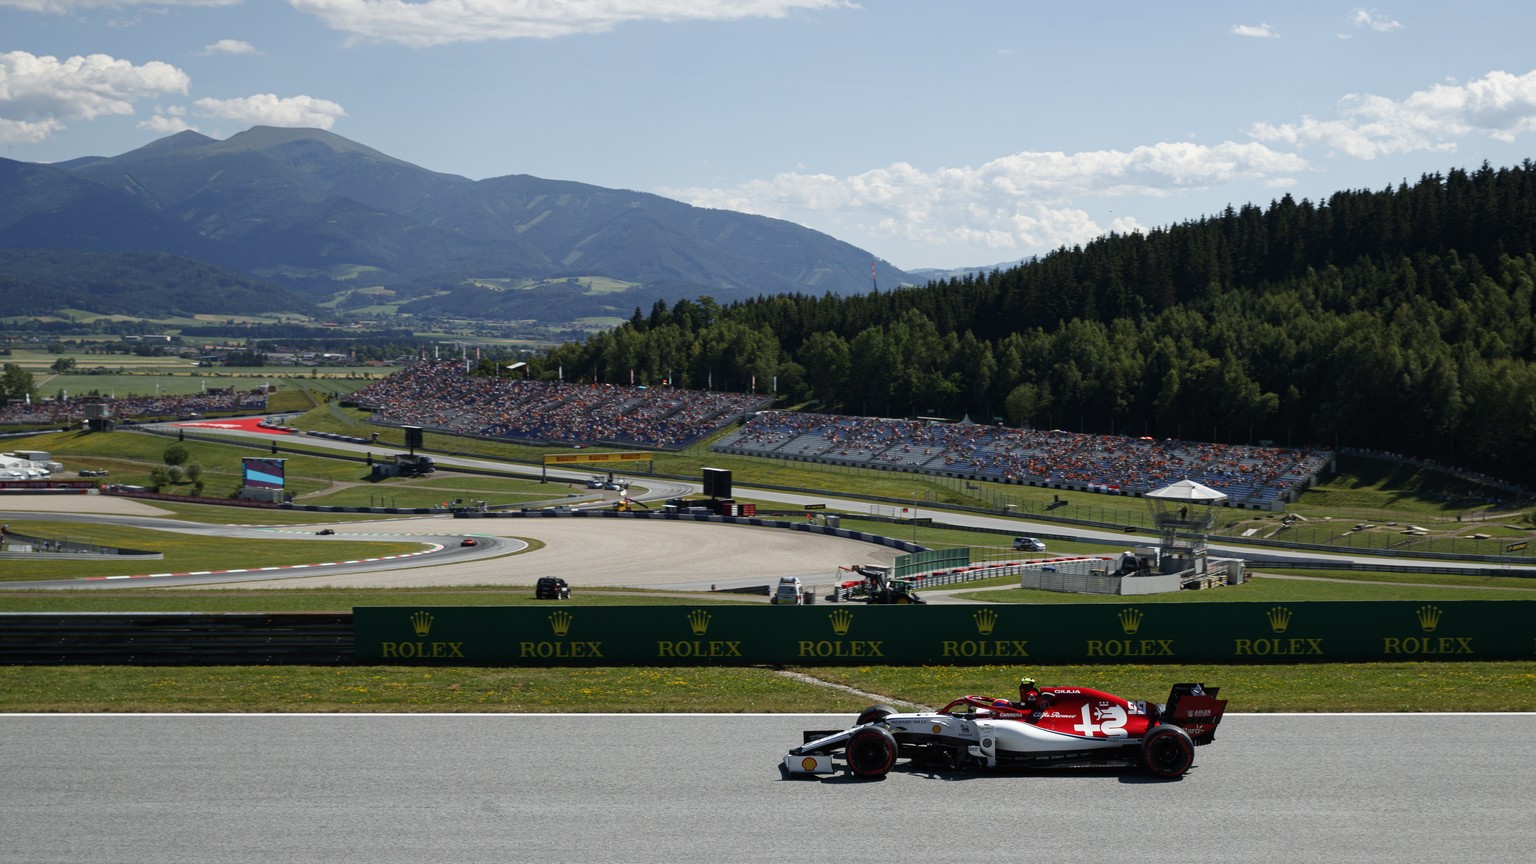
[531,161,1536,486]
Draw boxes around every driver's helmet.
[992,698,1011,709]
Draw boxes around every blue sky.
[3,1,1536,271]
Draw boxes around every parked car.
[1013,537,1047,552]
[535,577,571,600]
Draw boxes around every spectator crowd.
[0,388,269,426]
[717,411,1333,504]
[348,360,771,450]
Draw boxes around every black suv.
[535,577,571,600]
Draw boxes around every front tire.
[855,704,895,725]
[1141,724,1195,778]
[845,726,898,779]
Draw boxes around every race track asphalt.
[2,713,1532,864]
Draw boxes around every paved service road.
[2,713,1532,864]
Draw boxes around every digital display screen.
[242,457,285,490]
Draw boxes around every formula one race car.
[784,679,1225,780]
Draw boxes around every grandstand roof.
[1145,479,1228,502]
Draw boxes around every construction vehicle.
[611,494,650,512]
[835,564,926,604]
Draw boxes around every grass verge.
[0,522,430,582]
[1,662,1531,713]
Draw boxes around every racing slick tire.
[855,704,896,726]
[1140,724,1195,778]
[845,726,899,779]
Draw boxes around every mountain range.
[0,126,915,322]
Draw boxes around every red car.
[460,538,479,547]
[785,678,1226,780]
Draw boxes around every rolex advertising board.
[354,601,1536,666]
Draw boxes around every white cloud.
[663,141,1307,260]
[198,39,259,56]
[1350,8,1402,32]
[0,50,189,141]
[193,93,346,127]
[1248,69,1536,158]
[288,0,851,47]
[0,0,237,12]
[0,116,63,142]
[1231,23,1278,38]
[138,104,193,133]
[138,113,193,133]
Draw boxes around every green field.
[0,520,430,582]
[2,428,592,520]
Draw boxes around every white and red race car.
[784,680,1226,780]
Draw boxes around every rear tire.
[845,726,898,779]
[1141,724,1195,778]
[855,704,895,726]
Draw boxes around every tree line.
[513,161,1536,486]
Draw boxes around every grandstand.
[0,388,269,427]
[712,411,1333,511]
[349,360,772,450]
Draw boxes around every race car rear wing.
[1164,682,1226,744]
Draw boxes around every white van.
[771,576,804,605]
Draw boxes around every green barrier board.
[354,601,1536,666]
[895,548,969,580]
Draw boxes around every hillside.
[536,161,1536,487]
[0,127,912,321]
[0,249,315,318]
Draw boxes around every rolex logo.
[1267,606,1292,634]
[410,610,433,637]
[1118,607,1143,635]
[827,608,854,636]
[548,610,573,637]
[687,609,712,636]
[973,608,998,635]
[1417,604,1442,633]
